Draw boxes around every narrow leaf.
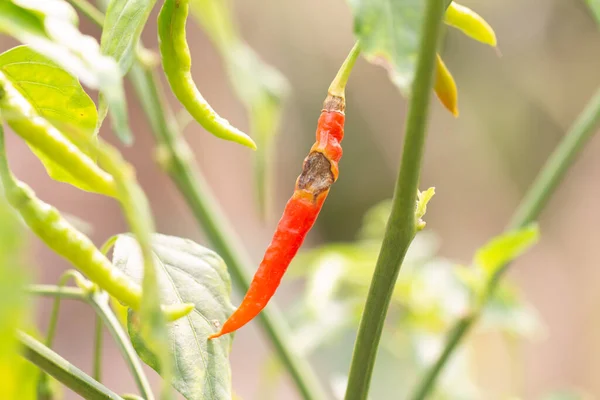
[100,0,157,74]
[113,234,234,400]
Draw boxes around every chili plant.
[0,0,599,399]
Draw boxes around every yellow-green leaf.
[0,46,107,194]
[474,224,540,276]
[0,0,131,144]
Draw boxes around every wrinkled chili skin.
[209,97,345,339]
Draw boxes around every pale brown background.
[2,0,600,398]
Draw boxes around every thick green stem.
[128,64,329,400]
[410,87,600,400]
[19,331,123,400]
[344,1,446,399]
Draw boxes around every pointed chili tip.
[207,331,223,340]
[164,302,195,322]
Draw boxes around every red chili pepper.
[208,43,360,340]
[208,95,345,340]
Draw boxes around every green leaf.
[0,0,131,144]
[113,234,235,400]
[415,187,435,230]
[0,45,103,193]
[474,224,540,276]
[0,200,34,400]
[586,0,600,24]
[100,0,157,74]
[347,0,425,92]
[188,0,289,217]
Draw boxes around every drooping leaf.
[0,0,131,143]
[113,234,235,400]
[0,200,34,400]
[586,0,600,24]
[100,0,157,74]
[0,45,104,193]
[347,0,425,92]
[188,0,289,217]
[474,224,539,276]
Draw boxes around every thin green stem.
[44,271,86,348]
[128,64,329,400]
[88,291,155,400]
[19,331,123,400]
[410,87,600,400]
[100,234,119,256]
[28,285,155,399]
[28,284,86,300]
[37,270,88,398]
[328,42,361,98]
[507,88,600,230]
[409,316,475,400]
[344,1,446,399]
[93,313,103,382]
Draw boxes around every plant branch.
[88,291,156,400]
[28,285,154,399]
[19,331,123,400]
[93,313,103,382]
[410,87,600,399]
[28,284,86,300]
[344,1,447,399]
[128,64,329,400]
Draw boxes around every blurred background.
[2,0,600,398]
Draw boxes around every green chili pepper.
[157,0,257,150]
[0,71,117,197]
[445,2,497,47]
[0,122,191,322]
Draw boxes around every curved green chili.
[157,0,256,150]
[0,123,191,322]
[0,71,117,197]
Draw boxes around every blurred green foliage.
[275,199,543,399]
[0,199,35,399]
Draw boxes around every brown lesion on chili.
[297,152,334,202]
[323,94,345,113]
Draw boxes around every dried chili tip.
[433,54,459,117]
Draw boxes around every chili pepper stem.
[328,41,361,99]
